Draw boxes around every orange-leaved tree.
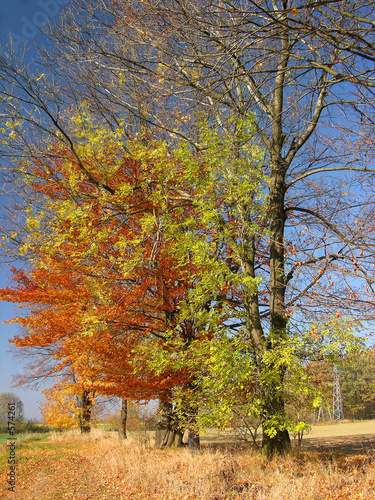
[0,120,210,446]
[40,373,96,433]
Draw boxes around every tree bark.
[188,428,200,452]
[262,158,290,454]
[262,428,291,458]
[174,429,184,447]
[118,398,128,440]
[79,390,92,434]
[186,396,201,452]
[154,400,185,449]
[258,5,293,453]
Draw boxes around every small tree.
[40,378,96,433]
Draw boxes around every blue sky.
[0,0,71,420]
[0,1,70,58]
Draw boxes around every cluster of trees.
[0,392,49,433]
[1,0,375,456]
[291,348,375,425]
[340,348,375,420]
[103,401,155,434]
[0,390,112,434]
[0,392,24,434]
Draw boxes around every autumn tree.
[36,0,375,454]
[1,0,375,456]
[339,348,375,420]
[0,121,209,447]
[40,375,93,432]
[103,400,155,437]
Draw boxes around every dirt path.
[0,437,132,500]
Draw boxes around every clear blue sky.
[0,0,71,420]
[0,0,70,58]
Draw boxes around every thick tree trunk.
[260,370,291,457]
[260,378,292,457]
[155,400,173,448]
[262,428,291,458]
[184,398,200,452]
[118,398,128,440]
[188,428,200,452]
[174,430,184,447]
[154,400,185,449]
[264,155,290,455]
[261,7,292,457]
[79,390,92,434]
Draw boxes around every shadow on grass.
[202,430,375,457]
[301,433,375,456]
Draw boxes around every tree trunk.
[174,429,184,447]
[188,428,200,452]
[79,390,92,434]
[154,400,185,449]
[155,400,173,448]
[118,398,128,440]
[260,368,291,457]
[186,402,200,452]
[262,428,291,458]
[264,153,290,455]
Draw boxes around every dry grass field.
[1,423,375,499]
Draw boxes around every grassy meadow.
[0,422,375,499]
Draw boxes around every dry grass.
[1,428,375,499]
[306,419,375,439]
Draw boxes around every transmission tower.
[315,401,331,423]
[332,364,344,421]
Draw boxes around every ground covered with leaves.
[1,429,375,499]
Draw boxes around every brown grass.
[306,419,375,439]
[1,428,375,499]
